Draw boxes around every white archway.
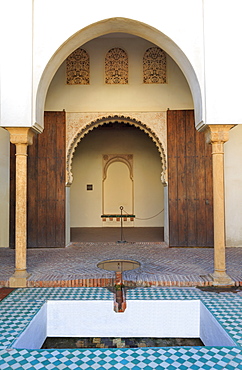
[35,17,203,131]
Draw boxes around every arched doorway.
[69,121,166,242]
[33,17,207,247]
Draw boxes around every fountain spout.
[113,272,126,312]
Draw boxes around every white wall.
[200,302,235,347]
[70,125,164,227]
[13,299,235,349]
[45,36,193,112]
[203,0,242,126]
[224,125,242,247]
[47,300,200,338]
[2,1,242,128]
[13,304,47,350]
[0,128,9,248]
[0,0,33,127]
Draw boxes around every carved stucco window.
[143,47,166,84]
[105,48,128,84]
[66,48,90,85]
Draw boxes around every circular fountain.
[97,259,140,272]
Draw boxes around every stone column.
[6,128,35,287]
[205,125,234,286]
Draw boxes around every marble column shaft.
[6,128,34,286]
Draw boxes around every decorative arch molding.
[66,114,167,186]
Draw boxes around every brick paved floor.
[0,243,242,287]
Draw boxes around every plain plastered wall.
[224,125,242,247]
[70,125,164,227]
[0,128,9,247]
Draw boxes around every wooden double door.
[10,110,213,248]
[10,112,66,248]
[167,110,213,247]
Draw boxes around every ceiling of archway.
[36,18,203,130]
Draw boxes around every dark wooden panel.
[185,111,197,246]
[167,110,179,246]
[27,133,38,248]
[46,114,57,247]
[27,111,66,247]
[37,130,47,247]
[195,129,206,246]
[204,135,214,246]
[55,113,66,246]
[177,111,187,246]
[167,110,213,247]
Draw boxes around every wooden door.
[27,111,66,247]
[167,110,213,247]
[10,112,66,248]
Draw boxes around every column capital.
[5,127,35,146]
[205,124,235,144]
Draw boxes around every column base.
[211,271,235,287]
[9,270,31,288]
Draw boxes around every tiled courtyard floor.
[0,243,242,287]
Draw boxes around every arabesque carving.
[143,47,166,84]
[66,113,167,186]
[105,48,128,84]
[66,48,90,85]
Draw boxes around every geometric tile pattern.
[202,298,242,348]
[0,347,242,369]
[0,287,242,369]
[3,287,113,302]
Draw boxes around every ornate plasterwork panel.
[66,48,90,85]
[66,112,167,186]
[105,48,128,84]
[103,154,133,181]
[143,47,166,84]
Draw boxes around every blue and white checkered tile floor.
[0,347,242,370]
[3,287,113,302]
[0,287,242,369]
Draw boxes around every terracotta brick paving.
[0,243,241,287]
[0,288,15,300]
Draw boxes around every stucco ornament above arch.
[35,17,204,132]
[66,114,167,186]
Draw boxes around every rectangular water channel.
[13,300,236,349]
[42,336,204,349]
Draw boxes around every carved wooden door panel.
[167,110,213,247]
